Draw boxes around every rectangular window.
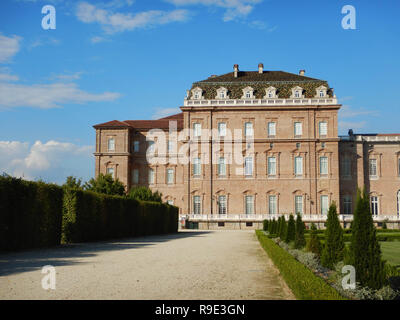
[218,122,226,137]
[218,157,226,176]
[295,156,303,176]
[268,122,276,137]
[268,157,276,176]
[133,140,139,152]
[148,168,154,184]
[245,196,254,215]
[193,196,201,215]
[107,167,115,179]
[269,195,277,215]
[371,196,379,215]
[321,195,329,215]
[218,195,227,215]
[193,158,201,176]
[320,156,328,175]
[398,158,400,176]
[193,123,201,137]
[108,138,115,151]
[167,140,174,153]
[369,159,377,177]
[167,168,174,184]
[294,122,302,137]
[342,157,351,177]
[148,140,155,153]
[319,121,328,136]
[295,196,303,215]
[244,122,253,137]
[343,195,352,215]
[132,169,139,184]
[244,157,253,176]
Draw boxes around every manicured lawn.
[380,241,400,267]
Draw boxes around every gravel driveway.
[0,230,294,300]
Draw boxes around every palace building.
[93,64,400,229]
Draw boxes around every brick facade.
[93,65,400,228]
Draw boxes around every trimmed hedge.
[256,231,346,300]
[0,176,63,251]
[62,188,178,243]
[0,176,179,251]
[305,233,400,243]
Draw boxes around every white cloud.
[91,36,109,43]
[76,2,189,34]
[152,107,181,119]
[0,82,120,109]
[339,120,367,133]
[0,73,19,82]
[0,140,94,184]
[165,0,262,21]
[0,33,22,63]
[50,71,84,81]
[339,105,375,118]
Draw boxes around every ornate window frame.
[215,87,228,99]
[315,85,328,98]
[291,86,304,99]
[264,86,277,99]
[241,86,254,99]
[191,87,203,100]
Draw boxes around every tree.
[350,188,386,289]
[263,219,269,231]
[285,214,295,243]
[84,173,125,196]
[294,214,306,249]
[278,216,287,240]
[270,218,278,235]
[321,202,345,269]
[127,186,162,203]
[268,218,275,234]
[63,176,83,189]
[306,223,322,256]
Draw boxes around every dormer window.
[264,86,277,99]
[241,86,254,99]
[291,86,304,99]
[315,85,328,98]
[216,87,228,100]
[191,87,203,100]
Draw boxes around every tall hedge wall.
[62,188,178,243]
[0,176,179,251]
[0,176,64,251]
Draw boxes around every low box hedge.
[256,230,346,300]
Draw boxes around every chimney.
[299,69,305,76]
[258,63,264,74]
[233,64,239,78]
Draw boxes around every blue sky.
[0,0,399,184]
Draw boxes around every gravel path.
[0,230,294,300]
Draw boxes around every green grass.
[380,241,400,267]
[256,230,346,300]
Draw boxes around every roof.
[93,113,183,130]
[195,70,323,84]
